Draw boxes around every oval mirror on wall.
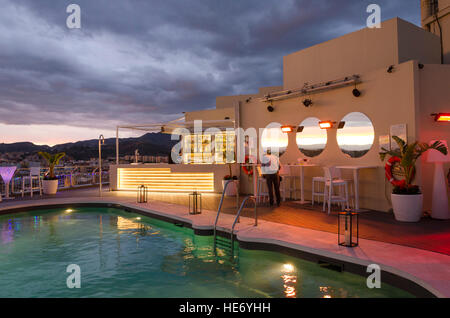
[296,117,327,157]
[260,122,289,156]
[337,112,375,158]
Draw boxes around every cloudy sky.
[0,0,420,145]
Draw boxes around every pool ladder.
[213,180,258,255]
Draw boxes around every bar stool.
[256,167,269,204]
[312,175,326,206]
[279,165,295,201]
[21,166,42,198]
[322,167,350,215]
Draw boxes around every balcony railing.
[0,166,109,196]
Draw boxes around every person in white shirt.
[261,149,281,207]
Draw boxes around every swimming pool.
[0,207,413,298]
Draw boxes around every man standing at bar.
[261,149,281,207]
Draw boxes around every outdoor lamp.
[189,191,202,215]
[281,125,295,133]
[302,99,313,107]
[432,113,450,122]
[427,140,450,220]
[137,185,148,203]
[319,121,335,129]
[338,210,359,247]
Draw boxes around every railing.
[0,166,110,196]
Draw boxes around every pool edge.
[0,201,442,298]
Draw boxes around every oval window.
[337,112,375,158]
[296,117,327,157]
[261,122,288,156]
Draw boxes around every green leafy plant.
[38,152,66,180]
[379,136,447,195]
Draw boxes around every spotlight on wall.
[352,88,361,97]
[297,126,304,133]
[432,113,450,122]
[319,121,336,129]
[246,97,252,103]
[387,65,395,73]
[224,117,230,120]
[302,99,313,107]
[338,121,346,129]
[418,63,424,70]
[281,125,295,133]
[160,126,165,133]
[267,105,275,112]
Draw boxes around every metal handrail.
[230,196,257,253]
[213,179,233,249]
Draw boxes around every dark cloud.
[0,0,420,130]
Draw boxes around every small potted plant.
[222,163,238,197]
[380,136,447,222]
[38,152,66,195]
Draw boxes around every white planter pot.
[391,193,423,222]
[43,179,59,195]
[222,180,237,197]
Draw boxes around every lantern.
[137,185,148,203]
[338,210,359,247]
[189,191,202,215]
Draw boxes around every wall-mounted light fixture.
[338,121,346,129]
[432,113,450,122]
[319,121,336,129]
[267,101,275,112]
[418,63,424,70]
[281,125,295,133]
[387,65,395,73]
[302,98,313,107]
[297,126,304,133]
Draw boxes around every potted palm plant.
[38,152,66,195]
[380,136,447,222]
[222,163,238,197]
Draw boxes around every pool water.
[0,207,413,298]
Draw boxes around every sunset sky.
[0,0,420,146]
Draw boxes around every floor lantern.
[338,209,359,247]
[137,185,148,203]
[427,140,450,220]
[189,191,202,215]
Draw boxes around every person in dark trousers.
[261,149,281,207]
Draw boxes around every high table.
[0,166,17,200]
[287,164,318,204]
[336,165,379,212]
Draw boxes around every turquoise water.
[0,207,413,298]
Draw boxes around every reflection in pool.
[0,207,413,298]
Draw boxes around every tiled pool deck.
[1,189,449,298]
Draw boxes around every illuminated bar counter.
[109,164,235,193]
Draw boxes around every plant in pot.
[222,163,238,197]
[38,152,66,195]
[380,136,447,222]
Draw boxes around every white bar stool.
[21,166,42,198]
[256,167,269,204]
[279,165,295,201]
[322,167,350,215]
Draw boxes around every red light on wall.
[432,113,450,122]
[281,125,295,133]
[319,121,335,129]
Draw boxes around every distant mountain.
[0,133,178,161]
